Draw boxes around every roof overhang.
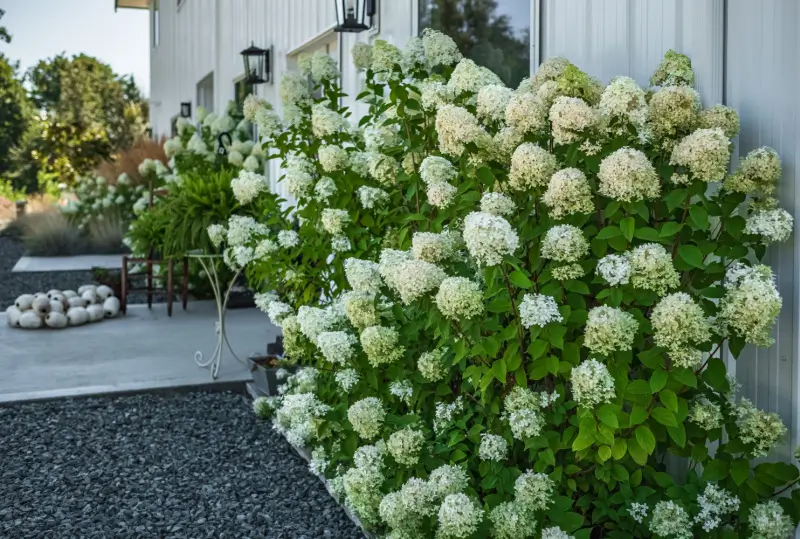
[115,0,150,11]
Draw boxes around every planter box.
[248,355,297,396]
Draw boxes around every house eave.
[114,0,150,11]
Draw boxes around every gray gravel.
[0,391,364,539]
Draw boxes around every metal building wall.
[539,0,800,462]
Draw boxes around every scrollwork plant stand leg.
[193,257,242,379]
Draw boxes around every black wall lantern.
[334,0,377,33]
[241,43,271,84]
[180,101,192,118]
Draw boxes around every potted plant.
[248,336,297,395]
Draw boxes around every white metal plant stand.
[189,252,243,379]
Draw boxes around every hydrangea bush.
[243,39,800,539]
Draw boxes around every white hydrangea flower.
[318,145,349,173]
[476,84,514,124]
[230,170,268,205]
[745,208,794,244]
[695,484,739,532]
[435,105,491,157]
[371,39,402,75]
[310,50,339,82]
[412,231,456,263]
[571,358,616,407]
[387,428,425,466]
[348,397,386,440]
[515,471,555,512]
[480,192,515,216]
[670,128,730,183]
[599,76,648,133]
[428,464,469,500]
[227,150,244,166]
[502,387,544,440]
[364,124,401,152]
[698,104,740,138]
[505,92,548,135]
[252,396,276,419]
[651,292,711,368]
[724,147,782,197]
[284,169,314,200]
[321,208,350,235]
[367,152,398,186]
[342,465,384,526]
[583,306,638,355]
[243,155,261,172]
[543,168,594,219]
[357,186,390,209]
[541,527,575,539]
[277,230,300,248]
[316,331,358,365]
[549,96,597,145]
[448,58,503,97]
[648,85,701,142]
[541,225,589,263]
[242,94,269,122]
[627,243,680,295]
[343,292,380,330]
[463,211,519,266]
[418,349,448,382]
[719,263,781,347]
[435,277,483,320]
[629,502,648,524]
[508,143,558,191]
[689,399,723,430]
[478,434,508,461]
[360,326,405,367]
[519,294,563,329]
[649,501,692,539]
[735,398,787,458]
[226,215,268,246]
[351,42,373,71]
[437,493,483,539]
[389,379,414,405]
[344,258,382,295]
[335,368,360,393]
[312,104,348,138]
[420,80,456,111]
[384,259,447,305]
[163,137,183,157]
[209,114,235,136]
[254,292,278,314]
[492,127,524,164]
[419,156,457,185]
[596,254,630,286]
[426,180,458,208]
[207,224,226,248]
[266,301,293,327]
[489,502,536,539]
[597,147,660,202]
[434,398,464,433]
[422,28,462,68]
[296,305,336,344]
[748,500,794,539]
[399,477,438,519]
[279,72,311,106]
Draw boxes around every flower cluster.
[570,359,616,407]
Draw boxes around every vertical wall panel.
[726,0,799,465]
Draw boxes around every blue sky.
[1,0,150,94]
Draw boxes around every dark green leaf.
[731,458,750,486]
[635,425,656,454]
[509,270,533,289]
[650,369,668,393]
[703,459,730,481]
[620,217,635,241]
[652,407,678,427]
[689,206,709,230]
[597,404,619,428]
[678,244,704,268]
[596,226,621,240]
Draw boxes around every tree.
[0,10,33,187]
[420,0,530,87]
[0,9,10,44]
[27,54,149,184]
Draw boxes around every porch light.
[333,0,376,33]
[180,102,191,118]
[240,43,271,84]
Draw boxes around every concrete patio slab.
[0,301,278,403]
[12,254,125,272]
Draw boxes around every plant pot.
[248,354,297,396]
[227,284,255,309]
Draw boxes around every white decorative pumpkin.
[77,284,97,295]
[5,306,22,327]
[46,289,62,299]
[62,290,78,299]
[81,290,99,305]
[86,304,105,322]
[66,307,90,326]
[14,294,35,311]
[45,311,68,329]
[68,297,87,308]
[19,311,43,329]
[96,285,114,301]
[34,292,48,301]
[50,300,65,313]
[32,297,52,315]
[103,296,121,318]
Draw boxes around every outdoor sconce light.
[240,43,271,84]
[333,0,376,33]
[180,102,192,118]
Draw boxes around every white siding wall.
[539,0,800,464]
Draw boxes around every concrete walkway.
[0,301,278,403]
[12,254,124,272]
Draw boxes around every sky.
[1,0,150,95]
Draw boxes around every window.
[419,0,531,88]
[196,73,214,113]
[151,0,160,48]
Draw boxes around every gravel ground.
[0,236,167,310]
[0,391,364,539]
